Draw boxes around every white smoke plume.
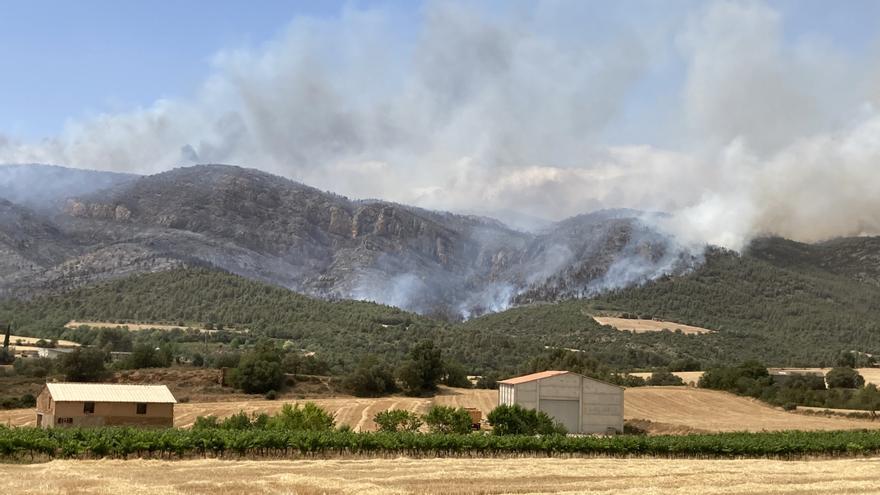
[2,1,880,250]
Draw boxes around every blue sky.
[2,0,877,140]
[0,0,416,138]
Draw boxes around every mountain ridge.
[0,164,699,316]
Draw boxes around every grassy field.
[2,457,880,494]
[592,316,714,334]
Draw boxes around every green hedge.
[2,427,880,460]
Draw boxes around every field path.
[3,457,880,494]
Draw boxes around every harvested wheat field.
[3,457,880,494]
[624,387,880,432]
[593,316,713,334]
[629,371,705,385]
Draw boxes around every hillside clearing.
[8,334,79,347]
[629,371,705,384]
[3,457,880,494]
[63,320,233,333]
[592,316,714,334]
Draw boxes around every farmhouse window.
[136,403,147,415]
[57,417,72,424]
[83,401,95,414]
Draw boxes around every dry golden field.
[64,320,224,333]
[623,386,880,432]
[3,457,880,494]
[592,316,714,334]
[5,386,879,433]
[9,334,80,347]
[629,371,705,385]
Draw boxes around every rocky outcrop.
[0,165,701,316]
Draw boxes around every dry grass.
[3,457,880,494]
[624,386,880,432]
[593,316,714,334]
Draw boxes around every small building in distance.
[498,370,624,434]
[36,383,176,428]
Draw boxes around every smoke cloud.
[2,1,880,250]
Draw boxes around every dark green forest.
[3,237,880,373]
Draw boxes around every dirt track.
[3,457,880,494]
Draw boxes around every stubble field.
[2,457,880,494]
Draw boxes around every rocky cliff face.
[0,164,700,316]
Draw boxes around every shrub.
[234,343,283,394]
[826,367,865,389]
[374,409,424,433]
[441,360,472,388]
[475,373,499,389]
[647,369,684,386]
[268,403,335,431]
[487,404,567,436]
[59,348,108,382]
[397,340,444,396]
[264,390,277,400]
[12,357,54,378]
[122,344,172,369]
[343,355,398,397]
[423,405,472,435]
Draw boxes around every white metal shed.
[498,370,624,434]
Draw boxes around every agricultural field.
[2,457,880,494]
[592,316,714,334]
[8,334,80,347]
[5,386,880,434]
[629,371,705,385]
[623,387,880,432]
[64,320,229,333]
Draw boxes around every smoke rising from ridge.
[2,1,880,251]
